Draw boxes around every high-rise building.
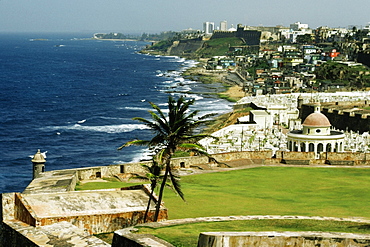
[220,20,228,31]
[203,22,215,34]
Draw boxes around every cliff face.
[167,38,204,56]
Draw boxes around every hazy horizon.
[0,0,369,34]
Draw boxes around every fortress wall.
[275,151,315,160]
[14,193,36,227]
[59,150,370,184]
[1,222,38,247]
[76,165,121,180]
[171,156,209,168]
[74,150,370,182]
[114,152,272,174]
[211,31,236,39]
[211,151,273,161]
[2,220,111,247]
[301,104,370,133]
[197,231,370,247]
[120,161,152,174]
[37,210,167,235]
[2,193,15,221]
[323,152,366,161]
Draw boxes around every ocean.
[0,33,232,193]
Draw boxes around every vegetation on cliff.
[143,36,248,58]
[194,37,246,57]
[315,60,370,88]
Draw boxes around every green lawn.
[75,177,142,191]
[81,167,370,246]
[164,167,370,219]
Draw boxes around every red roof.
[302,112,331,127]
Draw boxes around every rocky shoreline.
[182,61,246,101]
[141,50,250,132]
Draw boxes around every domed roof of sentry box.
[302,112,331,127]
[31,149,46,163]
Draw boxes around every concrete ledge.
[198,231,370,247]
[327,160,356,166]
[3,220,110,247]
[282,159,310,165]
[113,227,175,247]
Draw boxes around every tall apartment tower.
[220,20,228,31]
[203,22,215,34]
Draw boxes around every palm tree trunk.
[154,164,170,221]
[144,182,156,223]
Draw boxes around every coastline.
[180,59,246,102]
[175,57,249,132]
[92,38,139,42]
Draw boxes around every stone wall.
[75,151,273,179]
[197,231,370,247]
[113,230,175,247]
[301,103,370,133]
[72,150,370,181]
[275,151,315,160]
[357,51,370,67]
[2,193,15,222]
[1,222,39,247]
[211,30,237,39]
[322,151,365,161]
[37,210,161,234]
[2,221,110,247]
[14,193,36,226]
[13,187,168,234]
[76,164,121,180]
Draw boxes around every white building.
[203,22,215,34]
[220,20,228,31]
[287,103,345,156]
[290,22,309,31]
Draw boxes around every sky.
[0,0,369,34]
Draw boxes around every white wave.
[43,123,149,134]
[177,94,204,101]
[119,106,150,111]
[177,57,186,63]
[162,80,175,84]
[98,116,130,121]
[113,147,154,164]
[162,55,179,59]
[174,77,185,82]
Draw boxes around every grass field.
[81,166,370,246]
[164,167,370,219]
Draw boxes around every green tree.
[296,34,313,44]
[118,96,214,221]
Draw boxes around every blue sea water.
[0,33,232,193]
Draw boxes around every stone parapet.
[2,220,110,247]
[113,228,175,247]
[198,231,370,247]
[113,215,370,247]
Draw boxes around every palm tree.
[118,96,214,221]
[133,157,163,223]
